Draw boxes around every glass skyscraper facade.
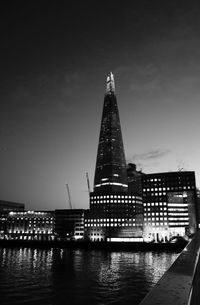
[85,73,143,242]
[94,72,128,194]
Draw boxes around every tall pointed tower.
[84,72,143,242]
[94,72,128,194]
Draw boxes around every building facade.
[5,210,54,241]
[54,209,85,241]
[196,188,200,228]
[84,194,143,242]
[0,200,25,239]
[142,171,197,242]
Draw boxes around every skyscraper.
[94,72,128,194]
[84,73,143,242]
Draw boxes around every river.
[0,247,179,305]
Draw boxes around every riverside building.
[5,210,54,241]
[0,200,25,239]
[142,171,197,242]
[84,72,143,242]
[54,209,85,241]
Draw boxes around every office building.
[142,171,197,242]
[54,209,85,241]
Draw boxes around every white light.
[168,203,188,207]
[95,182,128,187]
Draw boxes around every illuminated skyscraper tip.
[106,71,115,94]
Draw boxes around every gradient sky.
[1,1,200,210]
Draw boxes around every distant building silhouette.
[0,200,25,211]
[127,163,145,196]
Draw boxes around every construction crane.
[86,172,91,195]
[66,184,72,209]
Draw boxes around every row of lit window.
[169,222,189,226]
[9,220,53,224]
[168,203,188,207]
[144,202,167,206]
[144,178,161,182]
[168,213,188,216]
[143,192,166,196]
[8,217,53,221]
[168,208,188,212]
[9,211,50,216]
[86,218,135,222]
[144,212,167,216]
[143,186,193,191]
[91,200,139,204]
[144,187,166,191]
[91,195,137,199]
[28,224,51,227]
[9,230,52,234]
[168,217,189,221]
[85,223,141,227]
[144,217,167,221]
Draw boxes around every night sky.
[1,1,200,210]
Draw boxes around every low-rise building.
[0,200,25,239]
[5,210,54,241]
[54,209,85,241]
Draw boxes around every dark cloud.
[131,149,171,161]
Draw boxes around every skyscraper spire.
[94,72,128,194]
[106,71,115,94]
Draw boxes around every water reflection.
[0,247,179,305]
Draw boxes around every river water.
[0,247,179,305]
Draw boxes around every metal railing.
[139,231,200,305]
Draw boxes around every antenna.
[86,172,91,195]
[66,184,72,209]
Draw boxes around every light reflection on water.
[0,247,179,305]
